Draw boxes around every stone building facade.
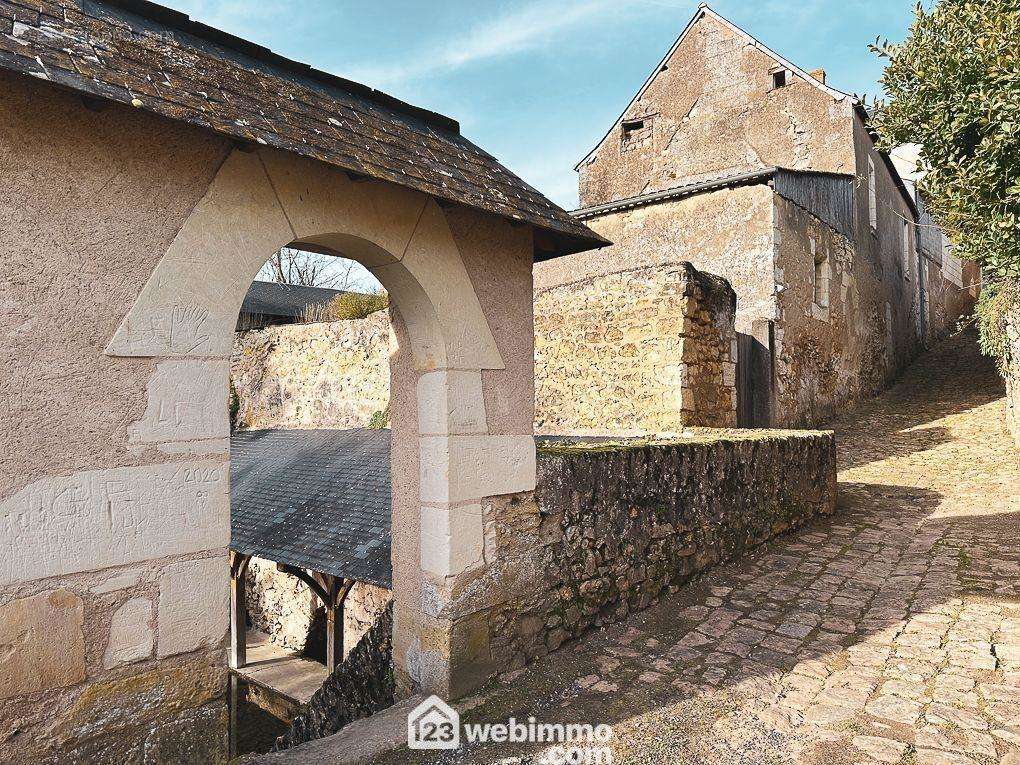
[0,3,605,761]
[534,262,737,433]
[539,4,979,428]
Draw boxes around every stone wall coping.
[536,428,834,455]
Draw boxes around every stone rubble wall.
[245,558,392,659]
[1006,310,1020,449]
[269,605,394,754]
[231,314,392,431]
[232,262,739,439]
[483,431,837,670]
[535,263,737,434]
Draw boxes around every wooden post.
[275,566,357,675]
[229,552,251,669]
[325,582,342,676]
[228,672,243,758]
[323,577,356,675]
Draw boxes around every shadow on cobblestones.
[372,329,1019,765]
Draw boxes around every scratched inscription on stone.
[0,460,229,586]
[129,359,229,444]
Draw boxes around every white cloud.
[345,0,621,89]
[165,0,292,40]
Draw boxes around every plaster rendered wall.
[534,263,737,434]
[485,432,837,669]
[537,185,778,334]
[231,315,391,430]
[849,114,923,375]
[921,257,978,347]
[577,12,855,207]
[2,68,541,765]
[0,72,233,763]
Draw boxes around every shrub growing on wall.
[870,0,1020,354]
[302,291,389,323]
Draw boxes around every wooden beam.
[229,552,252,669]
[277,563,330,603]
[324,577,357,675]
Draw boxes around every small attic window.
[622,118,645,135]
[771,69,790,90]
[621,116,653,152]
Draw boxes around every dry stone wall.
[535,263,737,434]
[1006,310,1020,449]
[231,314,391,430]
[483,431,837,670]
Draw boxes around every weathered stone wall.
[245,558,391,659]
[1006,310,1020,449]
[535,263,737,434]
[537,185,777,336]
[271,605,394,753]
[479,431,837,670]
[578,11,855,207]
[231,315,391,430]
[772,195,884,426]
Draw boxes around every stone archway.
[106,147,537,696]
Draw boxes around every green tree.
[870,0,1020,356]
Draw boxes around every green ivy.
[869,0,1020,354]
[975,279,1020,368]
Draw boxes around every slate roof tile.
[0,0,607,258]
[230,428,392,589]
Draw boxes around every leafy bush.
[368,404,390,429]
[302,291,389,323]
[976,279,1020,368]
[871,0,1020,281]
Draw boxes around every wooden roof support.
[278,565,357,675]
[229,552,253,670]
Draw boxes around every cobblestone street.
[380,329,1020,765]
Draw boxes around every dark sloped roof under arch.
[230,428,392,589]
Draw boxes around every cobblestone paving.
[381,331,1020,765]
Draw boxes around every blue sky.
[166,1,916,289]
[165,0,916,211]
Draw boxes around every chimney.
[810,68,826,84]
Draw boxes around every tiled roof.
[0,0,607,258]
[240,281,342,320]
[572,167,777,219]
[230,428,392,588]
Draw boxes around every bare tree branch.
[260,248,359,289]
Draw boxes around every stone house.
[537,4,979,428]
[0,1,606,762]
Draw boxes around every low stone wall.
[245,558,392,659]
[271,605,394,753]
[1006,310,1020,449]
[534,262,737,434]
[485,430,837,670]
[231,314,391,430]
